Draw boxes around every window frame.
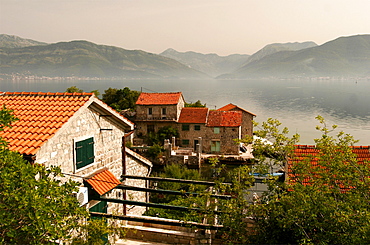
[194,125,201,131]
[182,124,190,131]
[182,139,190,145]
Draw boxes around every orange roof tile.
[0,91,93,155]
[136,92,183,105]
[207,110,242,127]
[288,145,370,188]
[217,103,256,116]
[86,169,121,195]
[178,107,209,124]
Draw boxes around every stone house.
[178,108,243,154]
[0,91,152,216]
[134,92,185,141]
[217,103,256,139]
[133,92,255,155]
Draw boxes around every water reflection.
[1,79,369,144]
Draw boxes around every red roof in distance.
[217,103,256,116]
[207,110,242,127]
[178,107,209,124]
[136,92,183,105]
[288,145,370,187]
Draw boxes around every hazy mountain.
[244,41,317,65]
[160,48,249,77]
[219,35,370,79]
[0,34,47,48]
[0,39,209,79]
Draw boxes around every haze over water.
[2,79,370,145]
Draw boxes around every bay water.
[2,79,370,145]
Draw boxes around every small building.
[134,92,185,140]
[217,103,256,138]
[0,91,152,216]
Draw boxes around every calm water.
[2,79,370,145]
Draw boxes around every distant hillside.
[0,39,209,79]
[0,34,47,48]
[219,35,370,79]
[244,41,317,65]
[160,48,249,77]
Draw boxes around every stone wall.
[136,104,180,121]
[178,124,241,155]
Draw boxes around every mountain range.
[0,34,369,79]
[222,35,370,79]
[0,35,208,79]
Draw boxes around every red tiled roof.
[207,110,242,127]
[136,92,183,105]
[178,107,209,124]
[217,103,256,116]
[288,145,370,187]
[85,169,121,195]
[0,91,93,155]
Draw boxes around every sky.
[1,0,369,56]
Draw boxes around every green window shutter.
[76,137,94,169]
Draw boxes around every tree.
[147,117,370,244]
[185,100,206,107]
[65,86,100,97]
[245,117,370,244]
[147,126,179,146]
[66,85,83,93]
[0,107,125,244]
[102,87,140,111]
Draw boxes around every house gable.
[217,103,256,117]
[0,92,134,156]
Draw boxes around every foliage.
[66,85,83,93]
[65,86,100,97]
[147,126,179,146]
[0,107,124,244]
[146,143,164,160]
[150,163,204,203]
[0,149,87,244]
[247,116,370,244]
[0,105,18,148]
[146,117,370,244]
[102,87,140,111]
[185,100,206,107]
[146,163,207,221]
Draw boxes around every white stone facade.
[34,99,152,216]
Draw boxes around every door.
[211,141,220,153]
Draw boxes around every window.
[182,124,190,131]
[162,108,167,115]
[211,140,220,152]
[148,108,153,115]
[182,139,189,145]
[194,125,201,131]
[214,127,220,134]
[75,137,94,170]
[147,125,155,134]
